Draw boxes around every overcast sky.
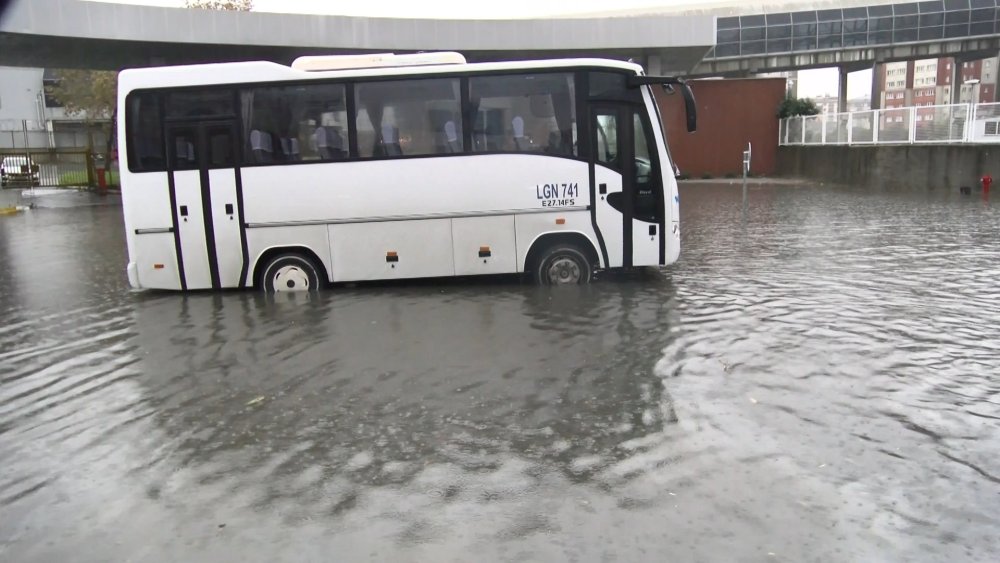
[91,0,873,99]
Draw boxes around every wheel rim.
[546,256,582,285]
[271,265,311,292]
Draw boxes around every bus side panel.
[134,233,182,289]
[329,219,455,282]
[514,211,599,272]
[121,172,182,290]
[174,170,212,289]
[245,225,332,285]
[452,216,516,276]
[593,166,624,268]
[239,155,590,224]
[207,169,244,288]
[632,220,660,266]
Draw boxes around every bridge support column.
[950,56,963,104]
[870,61,881,110]
[838,66,849,113]
[645,54,662,76]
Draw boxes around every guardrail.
[1,149,119,189]
[779,102,1000,146]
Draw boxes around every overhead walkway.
[692,1,1000,76]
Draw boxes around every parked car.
[1,155,41,188]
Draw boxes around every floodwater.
[1,183,998,562]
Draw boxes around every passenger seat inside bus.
[250,130,274,163]
[512,116,530,151]
[442,121,461,153]
[314,127,346,160]
[380,123,402,157]
[175,137,196,167]
[280,137,300,161]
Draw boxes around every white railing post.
[801,116,806,145]
[873,110,880,144]
[908,106,917,144]
[967,103,976,143]
[821,116,827,145]
[847,112,853,145]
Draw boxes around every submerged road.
[1,183,998,562]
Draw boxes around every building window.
[985,122,998,136]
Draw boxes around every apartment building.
[878,54,999,110]
[812,95,870,114]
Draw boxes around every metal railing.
[1,149,119,189]
[779,102,1000,146]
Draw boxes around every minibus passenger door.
[166,121,243,290]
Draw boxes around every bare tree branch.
[184,0,253,10]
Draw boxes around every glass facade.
[711,0,1000,58]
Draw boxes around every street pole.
[742,142,752,213]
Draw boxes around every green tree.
[185,0,253,9]
[44,0,253,174]
[776,96,821,119]
[46,69,117,123]
[46,69,119,169]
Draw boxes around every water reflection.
[2,185,999,561]
[126,280,680,490]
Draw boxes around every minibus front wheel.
[533,244,594,286]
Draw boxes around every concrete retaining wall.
[777,145,1000,191]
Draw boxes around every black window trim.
[124,65,638,173]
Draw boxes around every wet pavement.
[1,183,998,562]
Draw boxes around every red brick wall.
[655,78,786,177]
[938,57,953,90]
[981,84,995,103]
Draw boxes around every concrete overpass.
[0,0,716,74]
[3,0,998,110]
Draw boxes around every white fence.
[780,103,1000,146]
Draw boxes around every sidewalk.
[1,188,27,213]
[678,177,807,186]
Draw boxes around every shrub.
[776,96,820,119]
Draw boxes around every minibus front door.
[590,104,633,268]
